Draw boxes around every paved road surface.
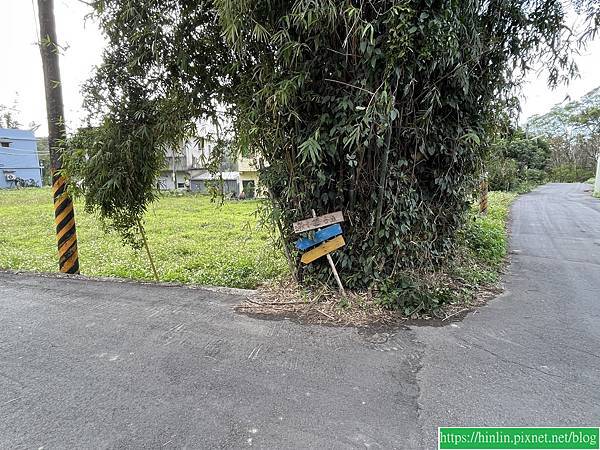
[1,183,599,448]
[416,183,600,445]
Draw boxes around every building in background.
[190,171,240,194]
[238,156,266,198]
[156,120,267,197]
[157,139,206,190]
[157,136,237,191]
[0,128,42,188]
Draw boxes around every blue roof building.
[0,128,42,188]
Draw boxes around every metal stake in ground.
[311,210,345,295]
[38,0,80,274]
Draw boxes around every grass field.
[0,188,287,289]
[0,188,517,293]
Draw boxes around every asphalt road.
[416,183,600,445]
[1,183,599,449]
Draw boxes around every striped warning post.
[52,172,80,274]
[479,177,489,216]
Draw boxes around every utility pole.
[37,0,80,274]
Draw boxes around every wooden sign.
[293,210,346,294]
[295,224,342,251]
[300,235,345,265]
[292,211,344,234]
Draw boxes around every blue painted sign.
[295,224,342,251]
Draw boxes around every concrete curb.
[0,268,256,297]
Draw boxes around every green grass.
[0,188,287,289]
[455,191,518,285]
[0,188,517,299]
[469,191,517,263]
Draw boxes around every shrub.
[376,273,454,316]
[522,168,547,184]
[488,156,520,191]
[548,165,595,183]
[487,131,550,192]
[463,216,506,266]
[73,1,583,310]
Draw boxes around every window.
[0,142,10,147]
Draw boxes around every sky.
[1,0,104,136]
[1,1,599,137]
[520,38,600,120]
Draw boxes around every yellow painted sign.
[300,235,346,265]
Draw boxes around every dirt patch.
[234,277,504,328]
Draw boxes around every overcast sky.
[1,1,599,137]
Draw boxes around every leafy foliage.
[377,191,517,313]
[216,0,577,290]
[547,164,595,183]
[488,155,520,192]
[527,86,600,179]
[458,191,517,272]
[0,102,22,129]
[69,0,593,303]
[487,129,550,191]
[65,122,166,248]
[63,0,233,246]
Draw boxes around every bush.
[487,131,550,192]
[502,136,551,171]
[521,168,547,185]
[463,216,506,266]
[488,156,520,191]
[377,191,517,314]
[548,165,595,183]
[377,274,454,316]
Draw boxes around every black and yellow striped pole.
[38,0,80,274]
[52,172,79,274]
[479,172,489,216]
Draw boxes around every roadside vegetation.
[1,186,513,320]
[375,190,517,316]
[488,86,600,195]
[526,86,600,185]
[238,190,518,325]
[5,3,598,320]
[59,1,597,319]
[0,189,287,289]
